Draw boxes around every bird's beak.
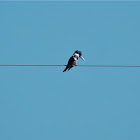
[80,56,85,61]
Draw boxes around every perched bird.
[63,50,85,72]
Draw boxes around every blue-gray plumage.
[63,50,85,72]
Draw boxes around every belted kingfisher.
[63,50,85,72]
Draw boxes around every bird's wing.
[67,56,74,66]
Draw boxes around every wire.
[0,64,140,67]
[77,65,140,67]
[0,64,66,66]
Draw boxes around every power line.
[0,64,66,67]
[77,65,140,67]
[0,64,140,67]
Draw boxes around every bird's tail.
[63,66,73,72]
[63,66,68,72]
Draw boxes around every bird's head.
[74,50,85,61]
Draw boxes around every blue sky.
[0,1,140,140]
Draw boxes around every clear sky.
[0,1,140,140]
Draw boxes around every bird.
[63,50,85,72]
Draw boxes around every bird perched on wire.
[63,50,85,72]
